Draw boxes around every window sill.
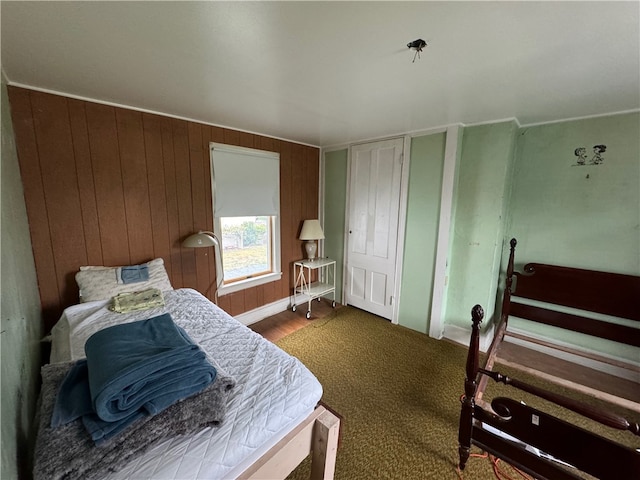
[218,271,282,296]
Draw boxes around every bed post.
[476,238,516,400]
[500,238,517,325]
[310,409,341,480]
[458,304,484,471]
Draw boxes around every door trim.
[428,125,462,338]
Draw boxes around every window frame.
[210,143,282,297]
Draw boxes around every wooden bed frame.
[45,289,340,480]
[458,238,640,479]
[239,404,340,480]
[480,238,639,410]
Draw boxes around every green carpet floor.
[276,306,639,480]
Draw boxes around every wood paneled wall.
[8,87,319,332]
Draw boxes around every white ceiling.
[2,1,639,147]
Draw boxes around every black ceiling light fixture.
[407,39,427,63]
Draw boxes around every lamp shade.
[182,231,219,248]
[299,220,325,240]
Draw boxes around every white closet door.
[345,138,403,319]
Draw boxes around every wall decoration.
[591,144,606,164]
[573,144,606,166]
[574,147,588,165]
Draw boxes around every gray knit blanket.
[33,360,235,480]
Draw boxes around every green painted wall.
[1,75,43,479]
[505,112,640,361]
[444,121,518,329]
[320,113,638,365]
[323,149,348,302]
[397,133,446,333]
[508,113,639,272]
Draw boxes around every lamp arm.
[196,231,224,297]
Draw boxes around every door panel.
[345,138,403,320]
[370,271,387,306]
[350,266,366,300]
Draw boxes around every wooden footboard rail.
[479,368,640,436]
[458,305,640,480]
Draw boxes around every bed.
[33,259,339,480]
[457,238,640,480]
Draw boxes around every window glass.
[220,216,272,283]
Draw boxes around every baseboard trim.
[443,324,494,353]
[234,295,313,326]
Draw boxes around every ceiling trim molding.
[463,117,522,129]
[519,108,640,128]
[321,145,351,154]
[5,81,321,149]
[406,124,454,138]
[321,124,457,151]
[8,80,638,150]
[322,107,639,151]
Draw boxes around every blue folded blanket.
[52,314,217,444]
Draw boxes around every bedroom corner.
[1,71,43,479]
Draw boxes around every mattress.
[49,288,323,479]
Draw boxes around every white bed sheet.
[49,288,322,479]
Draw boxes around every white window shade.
[211,144,280,217]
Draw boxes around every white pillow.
[75,258,173,302]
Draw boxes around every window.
[210,144,281,295]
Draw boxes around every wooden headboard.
[479,238,640,406]
[502,238,640,347]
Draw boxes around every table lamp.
[299,219,324,260]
